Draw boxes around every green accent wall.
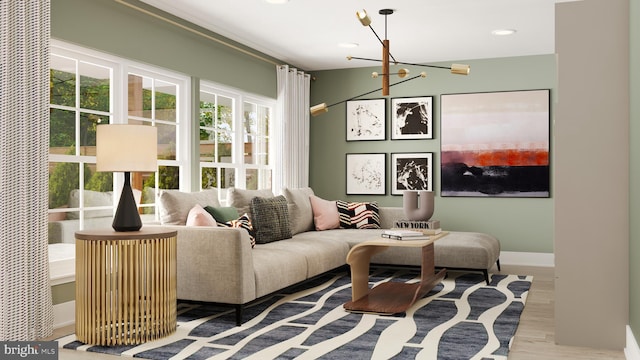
[309,55,556,253]
[52,282,75,305]
[630,0,640,346]
[51,0,279,99]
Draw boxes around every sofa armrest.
[379,207,405,229]
[161,225,256,304]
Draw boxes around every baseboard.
[499,251,554,267]
[53,301,75,329]
[626,326,640,360]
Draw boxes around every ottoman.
[434,232,501,284]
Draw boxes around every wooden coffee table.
[343,232,448,314]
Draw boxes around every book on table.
[381,229,430,240]
[392,220,442,235]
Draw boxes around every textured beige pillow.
[282,187,315,235]
[226,187,274,219]
[158,189,220,225]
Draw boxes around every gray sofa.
[157,188,501,325]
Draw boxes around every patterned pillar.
[0,0,53,340]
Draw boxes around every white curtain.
[0,0,53,340]
[276,65,311,190]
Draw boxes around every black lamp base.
[112,172,142,232]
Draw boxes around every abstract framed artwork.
[440,89,551,197]
[346,98,386,141]
[391,152,433,195]
[345,153,386,195]
[391,96,433,140]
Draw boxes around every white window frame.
[199,81,277,200]
[50,40,190,226]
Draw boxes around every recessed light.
[491,29,517,36]
[338,42,359,49]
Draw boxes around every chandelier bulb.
[346,56,352,60]
[371,72,379,78]
[397,68,409,78]
[420,72,427,78]
[356,10,371,26]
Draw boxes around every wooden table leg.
[343,241,445,314]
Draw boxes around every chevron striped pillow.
[336,200,380,229]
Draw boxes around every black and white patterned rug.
[59,269,532,360]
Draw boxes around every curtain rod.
[114,0,280,67]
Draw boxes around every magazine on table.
[381,229,430,240]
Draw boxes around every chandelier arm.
[392,61,452,70]
[325,74,424,109]
[367,26,398,63]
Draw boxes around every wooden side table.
[343,232,449,314]
[75,227,177,346]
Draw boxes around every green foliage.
[85,172,113,192]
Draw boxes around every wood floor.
[504,265,626,360]
[49,265,627,359]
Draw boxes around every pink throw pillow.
[186,204,218,227]
[309,195,339,231]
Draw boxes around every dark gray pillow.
[250,195,292,244]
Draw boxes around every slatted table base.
[75,229,177,346]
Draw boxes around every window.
[49,41,189,242]
[199,82,275,199]
[49,51,116,239]
[126,68,188,215]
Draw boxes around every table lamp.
[96,124,157,231]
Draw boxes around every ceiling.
[139,0,574,71]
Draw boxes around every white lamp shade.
[96,124,158,172]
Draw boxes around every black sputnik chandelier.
[310,9,470,117]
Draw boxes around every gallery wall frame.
[391,152,434,195]
[440,89,551,198]
[346,98,386,141]
[391,96,433,140]
[345,153,386,195]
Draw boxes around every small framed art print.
[346,98,386,141]
[346,153,386,195]
[391,152,433,195]
[391,96,433,140]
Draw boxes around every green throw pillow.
[204,206,239,223]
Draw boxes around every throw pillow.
[282,187,315,235]
[158,189,220,225]
[204,206,239,223]
[309,195,340,231]
[186,204,218,227]
[250,195,292,244]
[227,187,274,220]
[218,213,256,248]
[336,200,381,229]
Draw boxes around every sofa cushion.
[337,200,381,229]
[309,195,340,231]
[204,205,239,223]
[186,204,218,227]
[282,187,315,235]
[158,189,221,225]
[227,187,274,219]
[250,195,292,244]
